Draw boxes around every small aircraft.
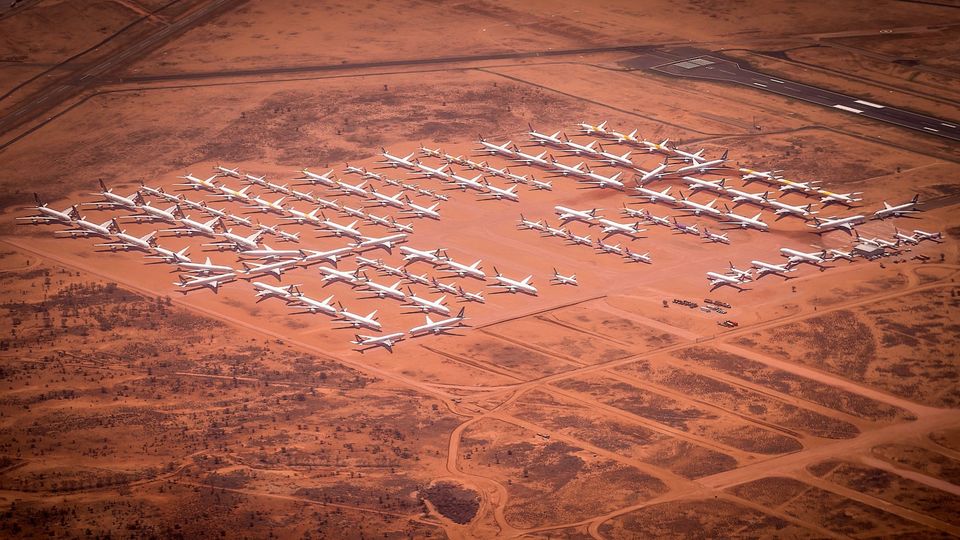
[872,195,920,220]
[408,307,468,337]
[551,268,578,286]
[334,304,382,332]
[173,272,236,293]
[18,194,80,224]
[352,332,406,353]
[489,267,538,296]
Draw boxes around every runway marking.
[769,78,785,84]
[853,99,884,109]
[923,127,940,132]
[833,104,863,114]
[942,122,957,128]
[752,82,767,88]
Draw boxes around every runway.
[642,53,960,142]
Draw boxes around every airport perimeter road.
[649,55,960,142]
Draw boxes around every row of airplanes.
[20,121,945,348]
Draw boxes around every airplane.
[365,213,395,229]
[476,137,516,158]
[55,215,118,239]
[139,182,179,203]
[721,206,769,231]
[566,232,592,247]
[408,307,468,337]
[518,214,546,231]
[350,233,408,253]
[172,272,236,294]
[826,248,856,261]
[559,137,602,158]
[677,193,723,217]
[480,181,519,202]
[175,173,219,192]
[223,213,253,227]
[212,183,254,203]
[763,196,817,219]
[555,206,600,225]
[240,259,300,280]
[96,225,157,252]
[246,195,287,215]
[457,286,485,304]
[725,261,753,281]
[254,221,299,243]
[146,245,191,265]
[357,274,406,301]
[343,164,381,179]
[85,179,144,210]
[592,144,636,168]
[339,204,367,219]
[318,213,363,239]
[541,223,570,239]
[251,281,301,302]
[607,128,641,145]
[750,260,795,279]
[431,277,459,296]
[483,165,527,184]
[578,167,625,190]
[122,201,183,224]
[206,228,264,251]
[377,261,407,278]
[318,266,364,287]
[596,239,624,256]
[367,186,406,209]
[738,168,782,182]
[243,173,268,187]
[511,146,552,169]
[672,218,700,236]
[352,332,405,353]
[263,180,294,196]
[419,144,444,159]
[214,165,242,178]
[489,267,538,296]
[546,156,588,178]
[633,183,679,205]
[819,191,863,207]
[529,178,553,191]
[356,255,384,269]
[410,160,451,181]
[675,150,729,174]
[683,176,726,194]
[893,228,920,245]
[724,188,769,210]
[18,194,81,224]
[237,245,302,260]
[446,171,487,193]
[389,217,415,233]
[282,206,323,227]
[527,124,565,147]
[807,214,865,234]
[297,247,354,267]
[780,247,829,270]
[403,270,431,286]
[873,195,921,220]
[576,120,608,136]
[312,198,340,212]
[287,293,338,316]
[597,218,645,240]
[623,206,669,228]
[174,194,217,216]
[379,148,418,170]
[640,137,674,155]
[701,227,730,244]
[328,179,367,199]
[551,268,578,286]
[706,270,751,292]
[913,229,943,243]
[295,168,337,187]
[400,246,445,265]
[402,289,450,315]
[634,158,670,183]
[668,145,704,163]
[334,304,382,332]
[854,231,901,251]
[623,248,652,264]
[439,256,485,280]
[777,179,821,194]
